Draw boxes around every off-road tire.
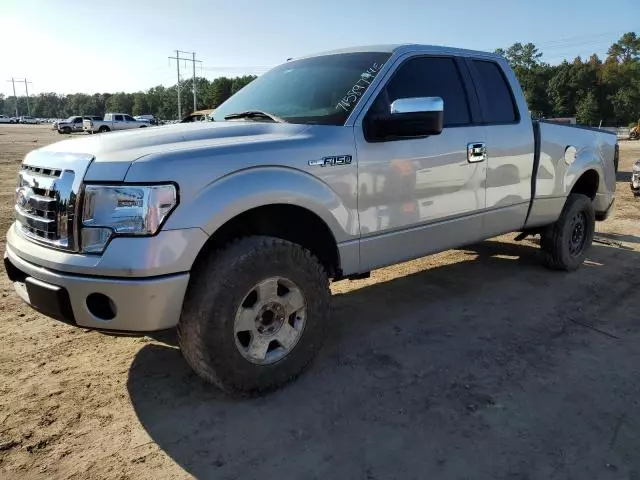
[540,193,595,271]
[178,236,331,394]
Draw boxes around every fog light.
[86,293,116,320]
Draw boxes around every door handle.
[467,142,487,163]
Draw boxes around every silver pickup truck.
[4,44,618,393]
[83,113,150,133]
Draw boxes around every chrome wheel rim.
[234,277,306,365]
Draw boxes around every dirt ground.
[0,124,639,480]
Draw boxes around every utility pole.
[192,52,198,112]
[168,50,201,119]
[7,78,19,117]
[23,79,32,116]
[168,50,182,120]
[6,78,33,117]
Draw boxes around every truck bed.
[525,119,618,228]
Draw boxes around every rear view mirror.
[365,96,444,142]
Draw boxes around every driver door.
[354,55,487,271]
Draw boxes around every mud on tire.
[178,236,330,394]
[540,193,595,271]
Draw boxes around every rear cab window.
[470,60,519,124]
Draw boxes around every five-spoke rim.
[234,277,306,365]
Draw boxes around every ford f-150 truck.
[56,115,103,134]
[4,44,618,394]
[83,113,150,133]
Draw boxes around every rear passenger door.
[113,115,125,130]
[466,58,535,236]
[354,55,488,271]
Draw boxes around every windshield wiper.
[223,110,285,123]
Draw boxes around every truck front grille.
[15,164,77,250]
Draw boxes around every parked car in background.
[19,116,39,124]
[134,114,157,125]
[180,109,214,123]
[56,115,102,134]
[0,115,14,124]
[83,113,150,133]
[632,160,640,196]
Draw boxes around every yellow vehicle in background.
[630,120,640,140]
[180,109,214,123]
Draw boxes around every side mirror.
[365,96,444,142]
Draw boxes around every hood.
[40,121,309,163]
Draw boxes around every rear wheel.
[178,236,330,394]
[540,193,595,271]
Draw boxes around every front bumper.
[4,243,190,331]
[3,224,209,332]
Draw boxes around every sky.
[0,0,636,97]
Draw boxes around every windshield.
[212,52,390,126]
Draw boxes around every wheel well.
[195,204,341,278]
[570,170,599,200]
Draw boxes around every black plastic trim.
[4,256,76,325]
[524,120,542,226]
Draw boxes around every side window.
[471,60,518,123]
[75,117,82,123]
[124,115,134,122]
[382,57,471,126]
[114,115,124,121]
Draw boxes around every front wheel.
[98,126,110,133]
[540,193,595,271]
[178,236,330,394]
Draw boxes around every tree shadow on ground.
[127,239,640,480]
[595,231,640,245]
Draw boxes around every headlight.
[80,184,178,253]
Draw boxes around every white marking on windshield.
[336,62,384,112]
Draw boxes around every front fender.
[163,166,356,244]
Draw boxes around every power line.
[168,50,202,119]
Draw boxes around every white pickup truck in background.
[83,113,150,133]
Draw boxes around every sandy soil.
[1,124,639,480]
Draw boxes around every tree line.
[495,32,639,126]
[1,32,639,125]
[0,75,257,121]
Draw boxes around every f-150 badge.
[308,155,352,167]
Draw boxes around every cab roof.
[295,44,503,61]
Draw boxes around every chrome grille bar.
[14,152,94,251]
